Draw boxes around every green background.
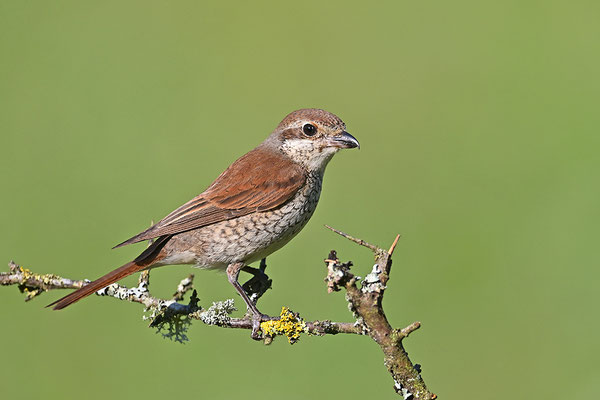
[1,1,598,399]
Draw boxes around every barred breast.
[159,171,323,269]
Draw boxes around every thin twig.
[172,274,195,301]
[324,225,379,251]
[388,234,401,255]
[399,321,421,338]
[138,270,150,287]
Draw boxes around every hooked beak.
[330,131,360,149]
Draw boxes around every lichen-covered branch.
[324,230,436,399]
[2,228,435,398]
[0,261,363,341]
[1,262,88,301]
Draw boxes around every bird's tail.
[47,235,172,310]
[47,260,147,310]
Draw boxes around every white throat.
[280,139,338,173]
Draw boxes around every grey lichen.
[361,263,386,293]
[97,281,148,302]
[353,317,369,335]
[197,299,237,325]
[394,379,414,400]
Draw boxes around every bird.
[47,108,359,338]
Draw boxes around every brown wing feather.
[114,147,306,248]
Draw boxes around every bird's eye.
[302,124,317,136]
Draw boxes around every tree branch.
[0,261,363,339]
[325,229,436,399]
[2,228,435,399]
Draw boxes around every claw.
[250,313,270,340]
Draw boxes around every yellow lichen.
[260,307,307,344]
[15,266,63,300]
[18,266,33,280]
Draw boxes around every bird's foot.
[228,260,274,340]
[249,312,273,340]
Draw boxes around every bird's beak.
[330,131,360,149]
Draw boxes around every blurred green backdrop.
[1,1,599,399]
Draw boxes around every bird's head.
[266,108,359,172]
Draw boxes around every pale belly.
[158,173,323,269]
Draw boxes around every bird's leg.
[242,258,272,304]
[226,261,270,340]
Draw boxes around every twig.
[399,321,421,339]
[172,274,194,301]
[324,225,379,252]
[1,261,87,301]
[388,234,401,255]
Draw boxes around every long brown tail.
[47,235,172,310]
[47,261,147,310]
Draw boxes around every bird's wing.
[113,147,306,248]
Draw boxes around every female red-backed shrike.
[49,108,359,338]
